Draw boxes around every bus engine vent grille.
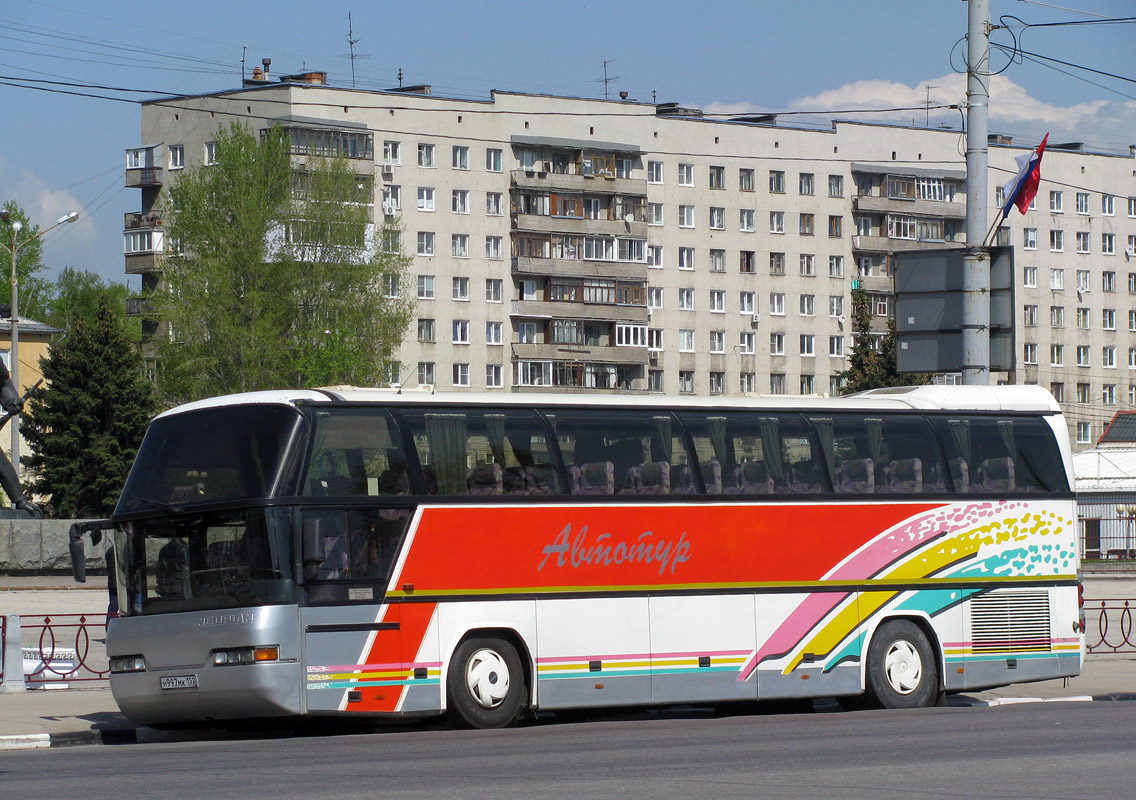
[970,591,1051,654]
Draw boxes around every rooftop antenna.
[651,89,657,104]
[594,59,621,100]
[340,12,369,88]
[397,68,404,88]
[924,84,938,127]
[241,45,247,81]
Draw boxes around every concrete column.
[0,614,26,692]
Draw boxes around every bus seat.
[729,461,774,494]
[788,460,823,493]
[467,462,503,495]
[625,461,670,494]
[701,459,723,494]
[670,463,696,494]
[977,456,1015,492]
[502,466,527,494]
[835,458,874,494]
[376,466,410,496]
[951,458,970,492]
[881,458,922,493]
[525,464,558,495]
[570,461,614,495]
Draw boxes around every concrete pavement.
[2,574,1136,749]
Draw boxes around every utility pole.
[962,0,991,385]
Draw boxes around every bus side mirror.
[68,523,88,583]
[302,517,327,581]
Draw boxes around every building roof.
[1073,448,1136,492]
[0,317,61,336]
[1099,411,1136,445]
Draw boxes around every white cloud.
[706,73,1136,153]
[0,159,98,277]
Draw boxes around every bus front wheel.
[446,636,525,729]
[866,620,940,709]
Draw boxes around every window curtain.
[811,417,834,480]
[757,417,786,484]
[652,415,673,463]
[484,414,507,465]
[948,419,972,464]
[996,420,1017,459]
[708,416,734,472]
[865,418,884,464]
[425,413,468,495]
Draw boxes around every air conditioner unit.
[1126,246,1135,261]
[751,313,761,326]
[382,200,397,216]
[837,314,846,324]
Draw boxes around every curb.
[949,692,1136,708]
[0,727,129,751]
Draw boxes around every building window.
[856,216,872,236]
[485,236,502,260]
[738,250,755,273]
[770,374,786,395]
[1050,382,1064,402]
[416,143,434,167]
[709,207,725,229]
[123,230,156,253]
[1023,266,1037,287]
[452,363,469,387]
[709,249,725,273]
[710,330,725,354]
[1104,309,1116,330]
[168,144,184,170]
[709,166,725,189]
[518,322,538,344]
[648,202,664,226]
[739,331,755,354]
[800,294,815,317]
[450,189,469,215]
[1023,343,1037,364]
[648,245,663,268]
[799,173,814,195]
[1077,269,1090,292]
[799,213,814,236]
[740,372,756,393]
[769,333,785,356]
[739,209,755,232]
[418,362,435,386]
[828,215,843,238]
[1076,192,1090,215]
[679,205,695,228]
[485,278,503,302]
[1050,344,1063,366]
[453,276,469,300]
[1076,231,1090,254]
[1103,271,1116,292]
[417,231,435,256]
[204,141,217,165]
[1104,384,1116,405]
[739,168,754,192]
[800,334,815,356]
[1023,228,1037,250]
[678,371,694,394]
[678,163,694,186]
[769,170,785,193]
[800,254,815,277]
[679,330,694,352]
[769,252,785,275]
[800,375,815,395]
[1076,422,1090,444]
[1050,191,1063,213]
[740,291,755,314]
[648,287,663,309]
[417,187,435,212]
[709,290,725,312]
[452,146,469,170]
[1023,305,1037,327]
[417,318,435,343]
[769,211,785,233]
[1103,234,1116,255]
[647,161,663,183]
[485,364,503,389]
[451,234,469,258]
[648,328,663,351]
[486,192,503,216]
[679,247,695,270]
[709,372,725,395]
[829,255,844,278]
[1051,306,1064,328]
[1050,268,1064,290]
[485,148,502,172]
[770,293,785,316]
[1103,195,1115,216]
[829,335,844,357]
[679,288,695,310]
[1077,383,1091,404]
[828,174,844,197]
[1103,346,1116,368]
[830,295,844,317]
[417,274,434,299]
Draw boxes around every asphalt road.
[1,702,1132,799]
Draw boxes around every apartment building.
[123,70,1136,449]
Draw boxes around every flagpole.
[962,0,991,386]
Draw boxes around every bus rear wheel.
[866,620,940,709]
[446,636,525,729]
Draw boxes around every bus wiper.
[125,496,176,512]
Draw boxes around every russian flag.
[1000,133,1049,219]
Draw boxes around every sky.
[0,0,1132,295]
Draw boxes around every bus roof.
[156,384,1061,419]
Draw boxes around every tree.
[151,123,414,404]
[837,288,930,394]
[0,200,53,321]
[23,297,155,517]
[46,268,139,344]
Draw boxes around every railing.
[22,615,111,684]
[1085,600,1136,654]
[1080,517,1136,573]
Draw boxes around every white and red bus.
[73,384,1081,727]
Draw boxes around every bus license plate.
[160,674,199,690]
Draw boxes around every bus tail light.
[1077,577,1086,634]
[212,646,280,666]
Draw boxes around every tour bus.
[72,384,1082,728]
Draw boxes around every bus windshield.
[115,508,295,615]
[116,404,307,514]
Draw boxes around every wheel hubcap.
[465,648,511,709]
[884,640,922,695]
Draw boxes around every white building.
[124,68,1136,449]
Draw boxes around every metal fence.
[21,614,111,684]
[1080,514,1136,573]
[1085,599,1136,654]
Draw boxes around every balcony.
[125,297,150,317]
[512,212,647,238]
[511,299,648,324]
[852,235,963,253]
[125,253,161,274]
[125,167,162,188]
[512,256,648,282]
[511,342,649,366]
[124,211,163,229]
[853,195,966,219]
[511,170,646,198]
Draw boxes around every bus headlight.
[212,646,280,666]
[110,655,147,673]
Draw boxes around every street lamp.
[1114,503,1136,560]
[0,208,79,477]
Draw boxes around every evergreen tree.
[152,123,413,404]
[837,287,930,394]
[23,297,154,517]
